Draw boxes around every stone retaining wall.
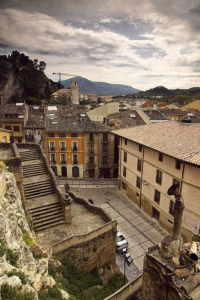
[105,274,142,300]
[51,221,117,273]
[69,192,112,223]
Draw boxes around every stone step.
[31,206,63,218]
[25,190,55,199]
[24,184,53,195]
[30,202,61,213]
[33,211,64,224]
[33,215,65,228]
[23,171,47,178]
[23,180,52,188]
[24,184,53,193]
[24,187,54,197]
[34,220,66,232]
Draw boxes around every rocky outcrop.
[0,52,59,104]
[0,171,69,299]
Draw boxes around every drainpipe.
[180,162,185,194]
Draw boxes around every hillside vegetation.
[0,50,59,104]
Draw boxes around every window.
[159,153,163,162]
[125,139,127,145]
[173,178,180,190]
[103,132,108,141]
[89,133,94,142]
[154,190,160,204]
[49,141,55,151]
[72,141,78,151]
[169,200,175,216]
[50,154,56,164]
[124,151,127,163]
[60,142,66,151]
[89,145,94,153]
[49,133,55,137]
[137,159,142,172]
[156,170,162,185]
[102,144,108,153]
[5,125,11,130]
[153,207,160,221]
[175,160,181,170]
[89,157,94,165]
[71,133,78,137]
[60,133,66,137]
[102,156,108,164]
[136,176,141,189]
[13,126,20,132]
[139,145,142,152]
[60,154,66,164]
[72,154,78,164]
[123,166,126,177]
[122,181,126,191]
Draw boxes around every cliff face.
[0,171,69,299]
[0,52,59,104]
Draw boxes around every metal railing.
[49,147,56,151]
[59,147,66,151]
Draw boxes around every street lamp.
[122,248,127,285]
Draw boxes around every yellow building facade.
[0,128,11,142]
[47,132,84,178]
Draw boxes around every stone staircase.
[30,202,65,232]
[18,148,65,232]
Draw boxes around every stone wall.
[104,274,142,300]
[69,192,112,223]
[52,226,117,273]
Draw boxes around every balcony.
[59,161,66,164]
[88,139,95,144]
[50,161,56,164]
[72,160,78,165]
[25,134,34,140]
[59,147,66,151]
[101,161,110,167]
[88,150,95,155]
[49,147,55,151]
[102,148,108,154]
[72,146,78,152]
[101,138,110,143]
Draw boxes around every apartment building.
[0,103,28,142]
[84,123,115,179]
[45,105,84,178]
[114,121,200,242]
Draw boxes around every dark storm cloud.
[0,0,200,90]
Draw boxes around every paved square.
[128,245,145,259]
[134,233,148,244]
[126,227,140,236]
[134,255,145,271]
[120,221,133,230]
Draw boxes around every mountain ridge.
[61,76,140,96]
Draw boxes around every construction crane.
[53,72,80,83]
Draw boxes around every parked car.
[116,232,128,251]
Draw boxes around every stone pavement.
[58,178,168,281]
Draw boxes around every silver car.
[116,232,128,251]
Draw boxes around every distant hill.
[61,76,140,96]
[138,86,200,98]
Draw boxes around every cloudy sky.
[0,0,200,91]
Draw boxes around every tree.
[39,61,46,72]
[33,59,39,69]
